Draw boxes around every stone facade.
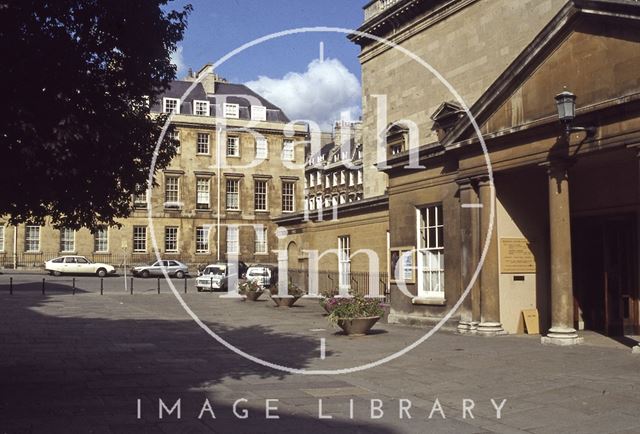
[0,66,306,269]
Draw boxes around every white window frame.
[227,226,239,254]
[197,132,210,155]
[282,139,294,161]
[164,176,180,208]
[357,170,363,185]
[134,190,148,209]
[250,105,266,121]
[196,178,211,210]
[0,225,4,252]
[163,97,180,114]
[227,136,240,157]
[25,225,40,252]
[332,172,338,186]
[254,226,267,254]
[254,179,268,212]
[282,182,295,212]
[94,228,109,253]
[224,103,239,119]
[340,170,346,185]
[338,236,351,291]
[164,226,179,253]
[133,226,147,253]
[226,178,240,211]
[193,100,210,116]
[317,173,322,186]
[60,228,75,253]
[416,204,445,299]
[195,226,210,254]
[255,137,268,159]
[168,128,180,154]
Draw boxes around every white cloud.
[170,45,186,79]
[245,58,361,130]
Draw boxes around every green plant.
[328,295,385,324]
[238,279,261,294]
[270,282,305,297]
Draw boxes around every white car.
[245,265,277,289]
[195,263,238,292]
[45,255,116,277]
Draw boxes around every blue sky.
[167,0,369,128]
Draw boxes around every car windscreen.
[202,266,225,275]
[247,269,269,276]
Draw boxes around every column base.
[541,327,583,346]
[632,345,640,354]
[456,321,479,334]
[476,322,506,336]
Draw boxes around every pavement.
[1,273,640,433]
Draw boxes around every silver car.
[132,260,189,278]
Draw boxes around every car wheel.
[53,271,62,277]
[141,270,150,278]
[197,287,202,292]
[96,268,107,278]
[175,270,185,279]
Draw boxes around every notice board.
[500,238,536,274]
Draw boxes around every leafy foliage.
[238,279,262,294]
[0,0,191,230]
[270,282,305,297]
[328,295,385,324]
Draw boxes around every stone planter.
[271,296,301,308]
[242,290,263,301]
[336,316,381,336]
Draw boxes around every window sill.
[196,153,211,156]
[254,252,269,256]
[195,208,211,212]
[411,296,447,306]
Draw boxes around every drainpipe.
[13,225,17,269]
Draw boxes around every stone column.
[541,161,582,345]
[457,178,479,333]
[477,176,504,335]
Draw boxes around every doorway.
[572,214,638,336]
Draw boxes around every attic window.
[430,101,463,142]
[193,100,210,116]
[386,124,409,158]
[224,103,239,119]
[251,105,266,121]
[163,98,180,114]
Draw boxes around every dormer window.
[193,100,210,116]
[385,124,409,158]
[163,98,180,114]
[251,105,266,121]
[430,101,463,142]
[224,103,239,119]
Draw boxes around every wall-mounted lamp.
[554,90,596,136]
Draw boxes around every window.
[255,226,267,254]
[60,228,75,252]
[0,226,4,251]
[340,170,346,185]
[168,129,180,154]
[317,174,322,186]
[282,182,295,212]
[227,136,239,157]
[25,226,40,252]
[134,190,148,208]
[224,103,239,119]
[193,100,210,116]
[133,226,147,252]
[226,179,240,210]
[332,173,338,186]
[251,105,266,121]
[254,180,268,211]
[94,228,108,253]
[338,236,351,291]
[357,170,363,185]
[339,194,346,204]
[163,98,180,114]
[196,178,210,210]
[197,133,210,154]
[195,226,209,253]
[417,204,444,298]
[325,176,330,188]
[227,226,239,254]
[309,197,315,211]
[165,227,178,253]
[282,140,294,161]
[256,138,268,159]
[164,176,180,208]
[349,172,355,186]
[309,173,314,187]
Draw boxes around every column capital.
[455,177,474,189]
[474,174,494,188]
[539,157,575,174]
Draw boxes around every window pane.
[197,133,210,154]
[226,179,240,210]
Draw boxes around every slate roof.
[151,80,290,123]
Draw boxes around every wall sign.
[500,238,536,274]
[390,246,415,284]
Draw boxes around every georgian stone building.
[0,65,306,269]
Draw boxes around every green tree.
[0,0,192,230]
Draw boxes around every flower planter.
[336,316,381,336]
[243,291,263,301]
[271,296,301,308]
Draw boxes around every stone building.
[0,65,306,269]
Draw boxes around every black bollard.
[184,277,187,294]
[100,278,104,295]
[157,277,160,294]
[130,277,133,294]
[72,278,76,295]
[42,278,45,295]
[9,277,13,295]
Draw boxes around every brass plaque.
[500,238,536,274]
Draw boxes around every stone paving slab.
[0,287,639,433]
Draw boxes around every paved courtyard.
[1,273,639,433]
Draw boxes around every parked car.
[45,256,116,277]
[131,260,189,278]
[197,260,248,278]
[195,263,241,292]
[245,264,278,289]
